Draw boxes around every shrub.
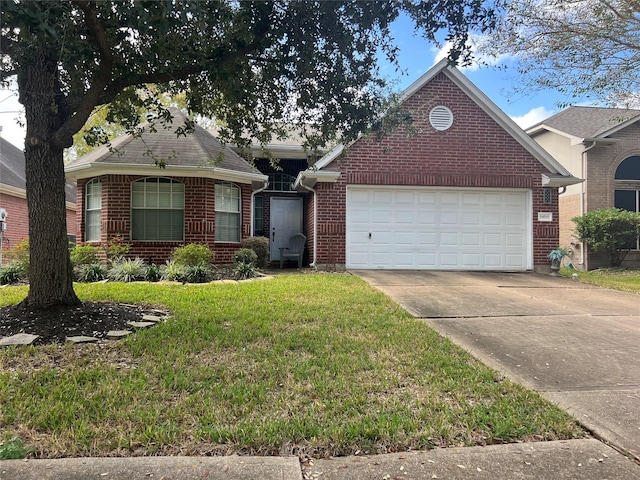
[0,437,32,460]
[171,243,213,267]
[233,248,258,266]
[144,263,162,282]
[241,236,269,268]
[74,263,106,283]
[70,244,101,266]
[234,261,256,280]
[573,208,640,267]
[107,257,146,282]
[104,235,130,260]
[161,260,187,282]
[0,263,25,285]
[183,262,212,283]
[3,238,29,274]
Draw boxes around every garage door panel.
[346,186,531,270]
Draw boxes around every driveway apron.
[354,270,640,462]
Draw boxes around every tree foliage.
[481,0,640,105]
[572,208,640,267]
[1,0,498,308]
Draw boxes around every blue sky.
[0,15,566,150]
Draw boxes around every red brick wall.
[76,175,252,264]
[315,72,559,270]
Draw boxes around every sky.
[0,14,566,151]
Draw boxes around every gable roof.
[1,136,76,205]
[65,108,266,185]
[300,59,580,188]
[527,106,640,142]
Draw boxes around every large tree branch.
[53,0,114,148]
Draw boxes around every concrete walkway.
[356,270,640,464]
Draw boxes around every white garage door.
[346,186,532,270]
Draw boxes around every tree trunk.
[19,51,80,308]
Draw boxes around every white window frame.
[131,177,185,241]
[85,178,102,242]
[215,182,241,243]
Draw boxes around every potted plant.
[548,247,569,275]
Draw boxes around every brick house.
[527,106,640,270]
[1,136,76,263]
[294,60,580,272]
[65,110,268,264]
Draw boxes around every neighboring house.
[65,109,268,264]
[293,59,580,272]
[0,136,77,262]
[527,106,640,270]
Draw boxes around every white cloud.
[510,106,555,129]
[431,34,511,71]
[0,90,25,149]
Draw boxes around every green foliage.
[104,235,131,260]
[233,248,258,266]
[3,238,29,273]
[70,244,101,266]
[107,257,146,282]
[0,263,26,285]
[171,244,213,267]
[573,208,640,267]
[73,263,106,283]
[548,247,569,263]
[182,263,213,283]
[144,263,162,282]
[234,261,257,280]
[161,260,187,282]
[0,437,32,460]
[241,236,269,269]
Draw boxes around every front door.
[270,197,303,261]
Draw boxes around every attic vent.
[429,106,454,131]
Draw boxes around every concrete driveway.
[354,270,640,461]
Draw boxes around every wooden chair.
[279,233,306,268]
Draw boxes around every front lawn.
[0,274,584,458]
[565,268,640,294]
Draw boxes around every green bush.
[70,244,101,266]
[183,262,212,283]
[144,263,162,282]
[74,263,106,283]
[171,243,213,267]
[573,208,640,267]
[233,248,258,266]
[0,263,26,285]
[234,261,256,280]
[104,235,130,260]
[241,236,269,268]
[3,238,29,274]
[161,260,187,282]
[107,257,146,282]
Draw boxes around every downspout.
[250,180,268,237]
[298,176,317,268]
[579,141,597,266]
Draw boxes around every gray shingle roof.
[534,106,640,138]
[66,108,256,175]
[1,137,76,204]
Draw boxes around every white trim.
[65,162,267,184]
[294,170,340,190]
[0,185,76,211]
[313,144,344,170]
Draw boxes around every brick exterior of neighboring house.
[1,137,76,264]
[65,109,267,265]
[528,106,640,270]
[296,61,579,272]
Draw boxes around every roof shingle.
[533,106,640,138]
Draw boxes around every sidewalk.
[1,439,639,480]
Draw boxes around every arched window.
[85,178,102,242]
[614,156,640,249]
[215,182,241,242]
[131,177,184,241]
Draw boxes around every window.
[254,195,264,237]
[131,178,184,241]
[267,173,295,192]
[215,182,241,242]
[85,178,102,242]
[614,156,640,249]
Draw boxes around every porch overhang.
[294,170,341,191]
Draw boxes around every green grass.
[0,275,584,458]
[564,267,640,293]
